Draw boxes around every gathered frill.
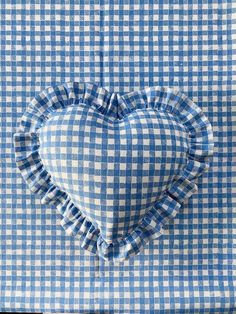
[14,82,214,261]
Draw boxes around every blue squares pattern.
[0,1,236,312]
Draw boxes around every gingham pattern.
[38,99,188,237]
[1,0,235,312]
[14,82,213,261]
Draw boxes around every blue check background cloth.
[0,1,235,313]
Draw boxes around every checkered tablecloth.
[0,1,235,313]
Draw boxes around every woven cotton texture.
[1,1,236,312]
[14,82,213,261]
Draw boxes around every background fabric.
[0,1,235,313]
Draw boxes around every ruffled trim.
[14,82,214,262]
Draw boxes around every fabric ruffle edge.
[13,82,214,262]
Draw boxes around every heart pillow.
[14,82,214,261]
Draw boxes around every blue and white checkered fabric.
[1,1,235,312]
[14,82,213,261]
